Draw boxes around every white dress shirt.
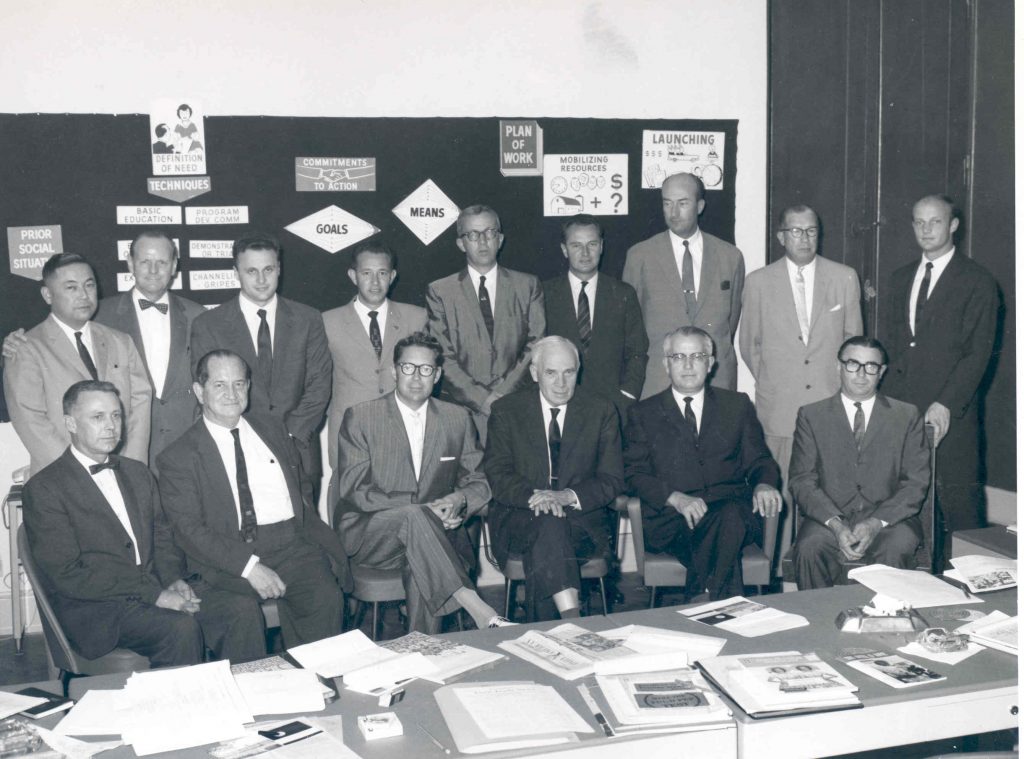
[353,297,389,339]
[785,256,816,330]
[538,393,580,508]
[51,314,95,356]
[71,446,141,565]
[672,387,705,433]
[238,293,278,352]
[909,247,955,334]
[568,272,597,329]
[395,396,427,480]
[131,288,171,398]
[840,393,876,432]
[468,265,498,311]
[669,229,704,298]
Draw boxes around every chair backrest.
[17,525,81,675]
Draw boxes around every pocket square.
[720,281,731,290]
[440,456,456,462]
[829,304,842,312]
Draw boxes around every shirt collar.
[131,288,170,306]
[672,386,705,406]
[538,392,567,419]
[70,444,108,472]
[395,393,428,418]
[203,414,248,440]
[353,297,388,319]
[840,392,876,414]
[785,256,817,277]
[50,314,91,342]
[568,271,597,291]
[467,264,497,281]
[921,246,955,271]
[239,293,278,319]
[669,229,703,248]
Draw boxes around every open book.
[497,624,640,680]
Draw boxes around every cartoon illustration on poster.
[641,130,725,190]
[392,179,460,245]
[150,98,207,176]
[8,225,63,281]
[285,205,380,254]
[543,154,628,217]
[295,158,376,191]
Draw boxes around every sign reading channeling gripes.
[285,205,380,254]
[499,120,543,177]
[392,179,460,245]
[295,158,376,191]
[641,130,726,190]
[8,225,63,281]
[150,99,207,176]
[543,154,628,216]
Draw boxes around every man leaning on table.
[790,336,931,589]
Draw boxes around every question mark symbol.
[611,193,623,213]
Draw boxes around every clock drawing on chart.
[550,176,568,194]
[695,163,724,188]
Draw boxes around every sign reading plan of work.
[543,154,628,217]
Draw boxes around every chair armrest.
[625,497,645,575]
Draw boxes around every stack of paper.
[945,555,1017,593]
[233,669,326,716]
[289,629,439,693]
[230,655,335,700]
[595,666,732,731]
[381,631,505,683]
[960,611,1018,655]
[497,624,640,680]
[600,624,727,660]
[678,597,808,637]
[848,564,981,607]
[0,692,48,720]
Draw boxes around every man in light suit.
[880,194,998,538]
[337,332,511,633]
[4,253,151,475]
[426,204,545,443]
[158,350,348,663]
[542,214,648,422]
[485,337,624,621]
[23,380,202,668]
[191,233,332,490]
[624,173,744,397]
[322,242,427,511]
[624,327,781,600]
[790,337,930,589]
[739,205,862,565]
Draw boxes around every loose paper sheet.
[451,683,593,739]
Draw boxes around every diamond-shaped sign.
[284,205,379,254]
[392,179,460,245]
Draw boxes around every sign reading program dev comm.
[543,154,628,217]
[8,225,63,281]
[295,158,376,191]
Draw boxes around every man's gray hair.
[662,326,715,357]
[530,335,579,368]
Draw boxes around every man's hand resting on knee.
[848,517,884,558]
[667,491,707,529]
[246,562,287,600]
[156,581,202,614]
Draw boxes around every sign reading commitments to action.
[147,176,212,203]
[392,179,460,245]
[543,154,628,217]
[295,158,376,191]
[150,98,207,176]
[641,130,726,190]
[285,205,380,254]
[499,120,544,177]
[8,225,63,281]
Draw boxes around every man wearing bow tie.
[22,380,202,668]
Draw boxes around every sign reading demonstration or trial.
[295,158,376,191]
[499,120,543,177]
[284,205,380,254]
[543,154,628,216]
[8,225,63,281]
[641,130,725,190]
[392,179,460,245]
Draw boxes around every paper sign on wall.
[186,206,249,225]
[641,130,725,190]
[189,240,234,258]
[392,180,460,245]
[190,270,240,291]
[499,120,543,176]
[285,205,379,254]
[117,239,180,260]
[117,206,182,225]
[118,272,183,292]
[8,225,63,281]
[543,154,628,216]
[150,99,207,176]
[295,158,376,191]
[147,176,211,203]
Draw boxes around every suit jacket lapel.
[807,259,828,333]
[695,235,716,316]
[225,298,259,369]
[112,462,151,564]
[91,328,110,379]
[381,301,406,364]
[44,319,90,380]
[657,389,690,443]
[528,393,554,482]
[827,393,859,451]
[341,302,377,362]
[698,387,718,443]
[769,261,804,343]
[458,269,489,340]
[590,274,612,340]
[657,232,682,287]
[919,253,961,329]
[385,395,420,484]
[164,295,189,394]
[559,393,584,464]
[418,399,444,493]
[61,451,141,556]
[860,393,890,452]
[117,294,150,382]
[195,423,243,534]
[493,266,515,344]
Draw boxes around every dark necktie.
[913,261,933,336]
[256,308,273,393]
[478,275,494,341]
[853,401,866,449]
[368,310,383,360]
[548,407,561,489]
[75,331,99,381]
[681,240,697,317]
[230,428,258,543]
[683,396,698,442]
[88,459,119,474]
[138,298,168,314]
[577,280,592,350]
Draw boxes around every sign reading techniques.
[295,158,376,191]
[641,130,725,190]
[543,154,628,216]
[150,99,207,176]
[8,225,63,281]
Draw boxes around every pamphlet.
[595,666,731,728]
[381,631,504,683]
[945,555,1017,594]
[839,651,946,688]
[959,611,1018,656]
[679,596,808,637]
[497,624,639,680]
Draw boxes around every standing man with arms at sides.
[426,204,545,444]
[190,234,332,493]
[739,205,862,566]
[23,381,202,668]
[624,327,782,601]
[790,338,930,589]
[623,173,744,398]
[3,253,151,475]
[337,333,511,633]
[322,241,427,512]
[485,337,624,621]
[542,214,648,422]
[880,195,998,541]
[158,350,348,663]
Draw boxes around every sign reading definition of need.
[285,205,380,254]
[186,206,249,225]
[150,97,207,176]
[499,120,544,177]
[118,272,183,292]
[118,206,182,225]
[641,130,725,190]
[117,239,180,260]
[7,225,63,281]
[392,179,460,245]
[190,270,240,291]
[147,176,212,203]
[295,158,376,191]
[543,154,628,217]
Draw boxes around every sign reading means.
[186,206,249,225]
[8,225,63,281]
[392,179,460,245]
[641,130,725,190]
[295,158,376,191]
[499,120,544,177]
[543,154,628,217]
[147,176,212,203]
[285,205,379,254]
[117,206,182,225]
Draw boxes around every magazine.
[960,611,1018,656]
[381,631,505,683]
[679,596,808,637]
[595,667,731,728]
[839,651,946,688]
[497,624,639,680]
[945,555,1017,594]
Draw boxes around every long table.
[15,584,1019,758]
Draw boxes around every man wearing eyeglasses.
[426,205,545,444]
[336,332,513,632]
[624,327,781,601]
[789,337,930,589]
[880,195,998,539]
[739,205,862,568]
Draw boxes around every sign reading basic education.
[7,225,63,281]
[117,206,182,225]
[392,179,460,245]
[543,154,628,217]
[285,205,380,254]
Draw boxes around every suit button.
[805,385,811,390]
[269,404,276,411]
[804,360,810,365]
[374,369,379,374]
[909,341,916,347]
[697,460,704,466]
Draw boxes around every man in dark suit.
[623,173,745,396]
[23,380,202,667]
[790,337,930,589]
[542,214,648,422]
[190,233,332,490]
[337,332,510,632]
[158,350,348,663]
[624,327,781,600]
[880,195,998,538]
[426,204,545,444]
[485,337,624,621]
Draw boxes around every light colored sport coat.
[623,230,744,396]
[739,255,862,438]
[4,316,151,475]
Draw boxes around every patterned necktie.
[853,401,866,449]
[913,262,933,336]
[681,240,697,317]
[88,459,119,474]
[256,308,273,393]
[683,396,698,441]
[795,265,811,343]
[138,298,168,314]
[75,331,99,380]
[577,280,592,350]
[548,407,561,489]
[230,428,258,543]
[478,275,495,341]
[368,310,383,360]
